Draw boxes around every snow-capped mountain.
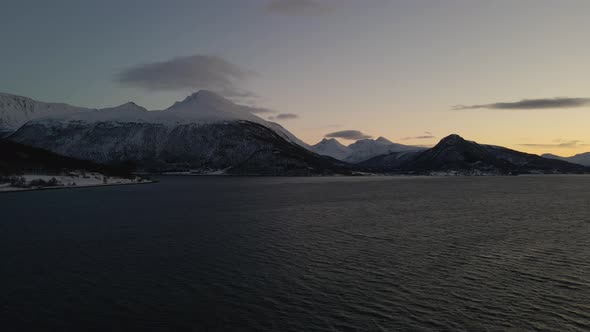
[310,138,351,161]
[360,134,588,175]
[7,91,344,175]
[542,152,590,166]
[310,136,424,163]
[345,137,424,163]
[0,93,91,137]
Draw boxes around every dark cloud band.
[325,130,372,140]
[453,98,590,110]
[116,55,252,98]
[401,135,435,140]
[266,0,339,15]
[248,107,276,114]
[519,140,588,148]
[268,113,299,120]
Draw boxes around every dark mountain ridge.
[360,134,588,175]
[0,139,132,177]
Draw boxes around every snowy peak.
[375,136,393,144]
[160,91,307,147]
[317,138,345,147]
[162,90,265,124]
[169,90,233,110]
[310,138,351,160]
[120,101,143,109]
[310,135,425,163]
[0,92,91,136]
[101,102,147,112]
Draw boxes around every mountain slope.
[8,91,346,175]
[360,134,587,175]
[0,139,131,177]
[0,93,91,137]
[542,152,590,166]
[357,150,423,170]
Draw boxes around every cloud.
[325,130,372,140]
[248,107,276,114]
[116,55,254,98]
[453,97,590,110]
[268,113,299,120]
[519,140,589,148]
[265,0,341,15]
[401,135,435,140]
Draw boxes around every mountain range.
[4,91,348,175]
[542,152,590,167]
[310,137,424,163]
[1,91,588,176]
[360,134,587,175]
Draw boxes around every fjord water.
[2,176,590,331]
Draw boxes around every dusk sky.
[1,0,589,155]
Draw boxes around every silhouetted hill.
[0,139,132,177]
[360,134,588,175]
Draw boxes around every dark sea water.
[2,175,590,331]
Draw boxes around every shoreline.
[0,179,156,193]
[3,173,589,193]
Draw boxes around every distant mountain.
[0,93,91,137]
[542,152,590,167]
[309,138,351,161]
[345,137,424,163]
[360,134,587,175]
[7,91,347,175]
[310,136,424,163]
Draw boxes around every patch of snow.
[162,167,231,175]
[0,172,148,192]
[427,170,501,176]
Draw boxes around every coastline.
[0,177,156,193]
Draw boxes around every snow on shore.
[0,172,149,192]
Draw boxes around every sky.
[1,0,589,156]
